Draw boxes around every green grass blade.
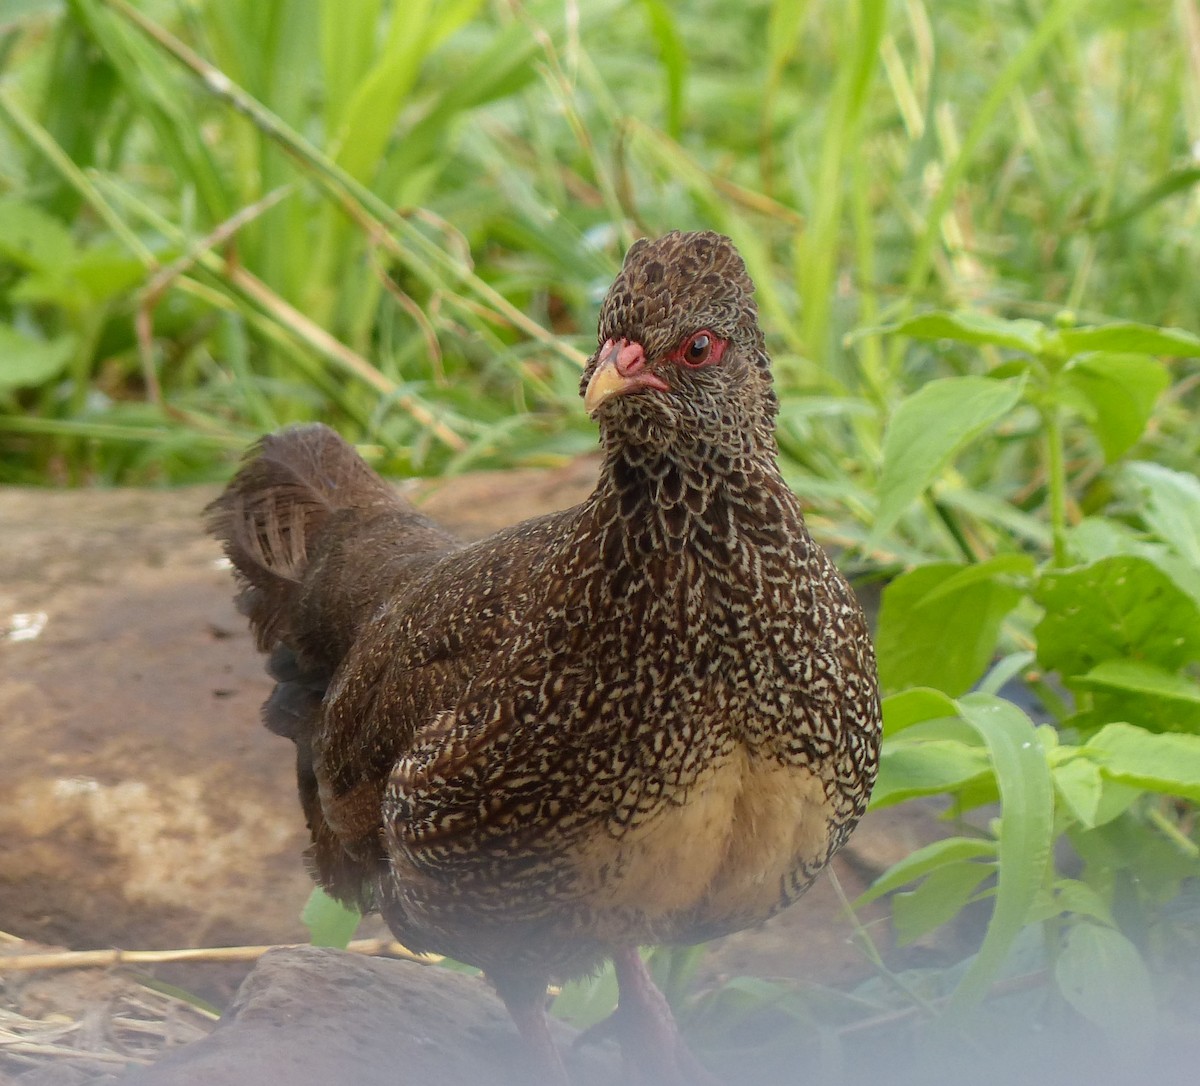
[319,0,381,135]
[903,0,1088,299]
[637,0,687,138]
[100,0,582,367]
[73,0,231,223]
[945,693,1055,1015]
[796,0,887,371]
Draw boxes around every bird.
[207,230,881,1085]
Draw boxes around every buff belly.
[568,747,833,943]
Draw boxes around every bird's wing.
[306,509,587,902]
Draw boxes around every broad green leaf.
[873,375,1025,540]
[0,325,76,390]
[871,739,991,809]
[859,836,996,905]
[1055,923,1155,1050]
[1066,516,1146,564]
[11,244,145,310]
[1053,756,1103,828]
[1046,879,1115,926]
[1122,461,1200,567]
[1067,516,1200,608]
[945,694,1055,1014]
[1035,723,1059,752]
[68,244,148,304]
[1086,693,1200,736]
[1075,658,1200,730]
[0,198,75,270]
[871,310,1046,354]
[1089,723,1200,801]
[877,560,1024,696]
[776,395,875,422]
[893,716,982,745]
[683,975,799,1036]
[1054,750,1143,827]
[1090,776,1143,826]
[647,944,706,1010]
[1061,353,1169,462]
[301,886,360,948]
[1055,321,1200,359]
[917,553,1034,605]
[893,861,993,945]
[882,688,959,736]
[1088,660,1200,699]
[9,269,73,309]
[1034,556,1200,680]
[937,487,1054,549]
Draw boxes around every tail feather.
[206,423,401,653]
[207,423,457,910]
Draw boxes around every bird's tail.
[207,422,461,678]
[205,424,404,657]
[207,425,457,908]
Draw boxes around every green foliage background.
[4,0,1200,1077]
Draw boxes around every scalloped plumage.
[208,231,881,1085]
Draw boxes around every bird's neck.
[591,439,803,558]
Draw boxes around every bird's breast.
[567,744,833,942]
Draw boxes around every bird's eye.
[681,331,713,366]
[672,329,726,369]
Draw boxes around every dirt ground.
[0,458,944,1083]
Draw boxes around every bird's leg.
[498,983,571,1086]
[595,945,722,1086]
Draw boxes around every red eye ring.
[676,329,726,368]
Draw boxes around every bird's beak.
[583,339,668,416]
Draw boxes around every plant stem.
[1148,806,1200,858]
[1043,402,1069,567]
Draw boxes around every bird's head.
[581,231,777,455]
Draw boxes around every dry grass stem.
[0,938,442,974]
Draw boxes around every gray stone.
[116,947,617,1086]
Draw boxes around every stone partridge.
[208,231,881,1084]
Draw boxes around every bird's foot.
[575,946,722,1086]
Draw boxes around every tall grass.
[0,0,1195,491]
